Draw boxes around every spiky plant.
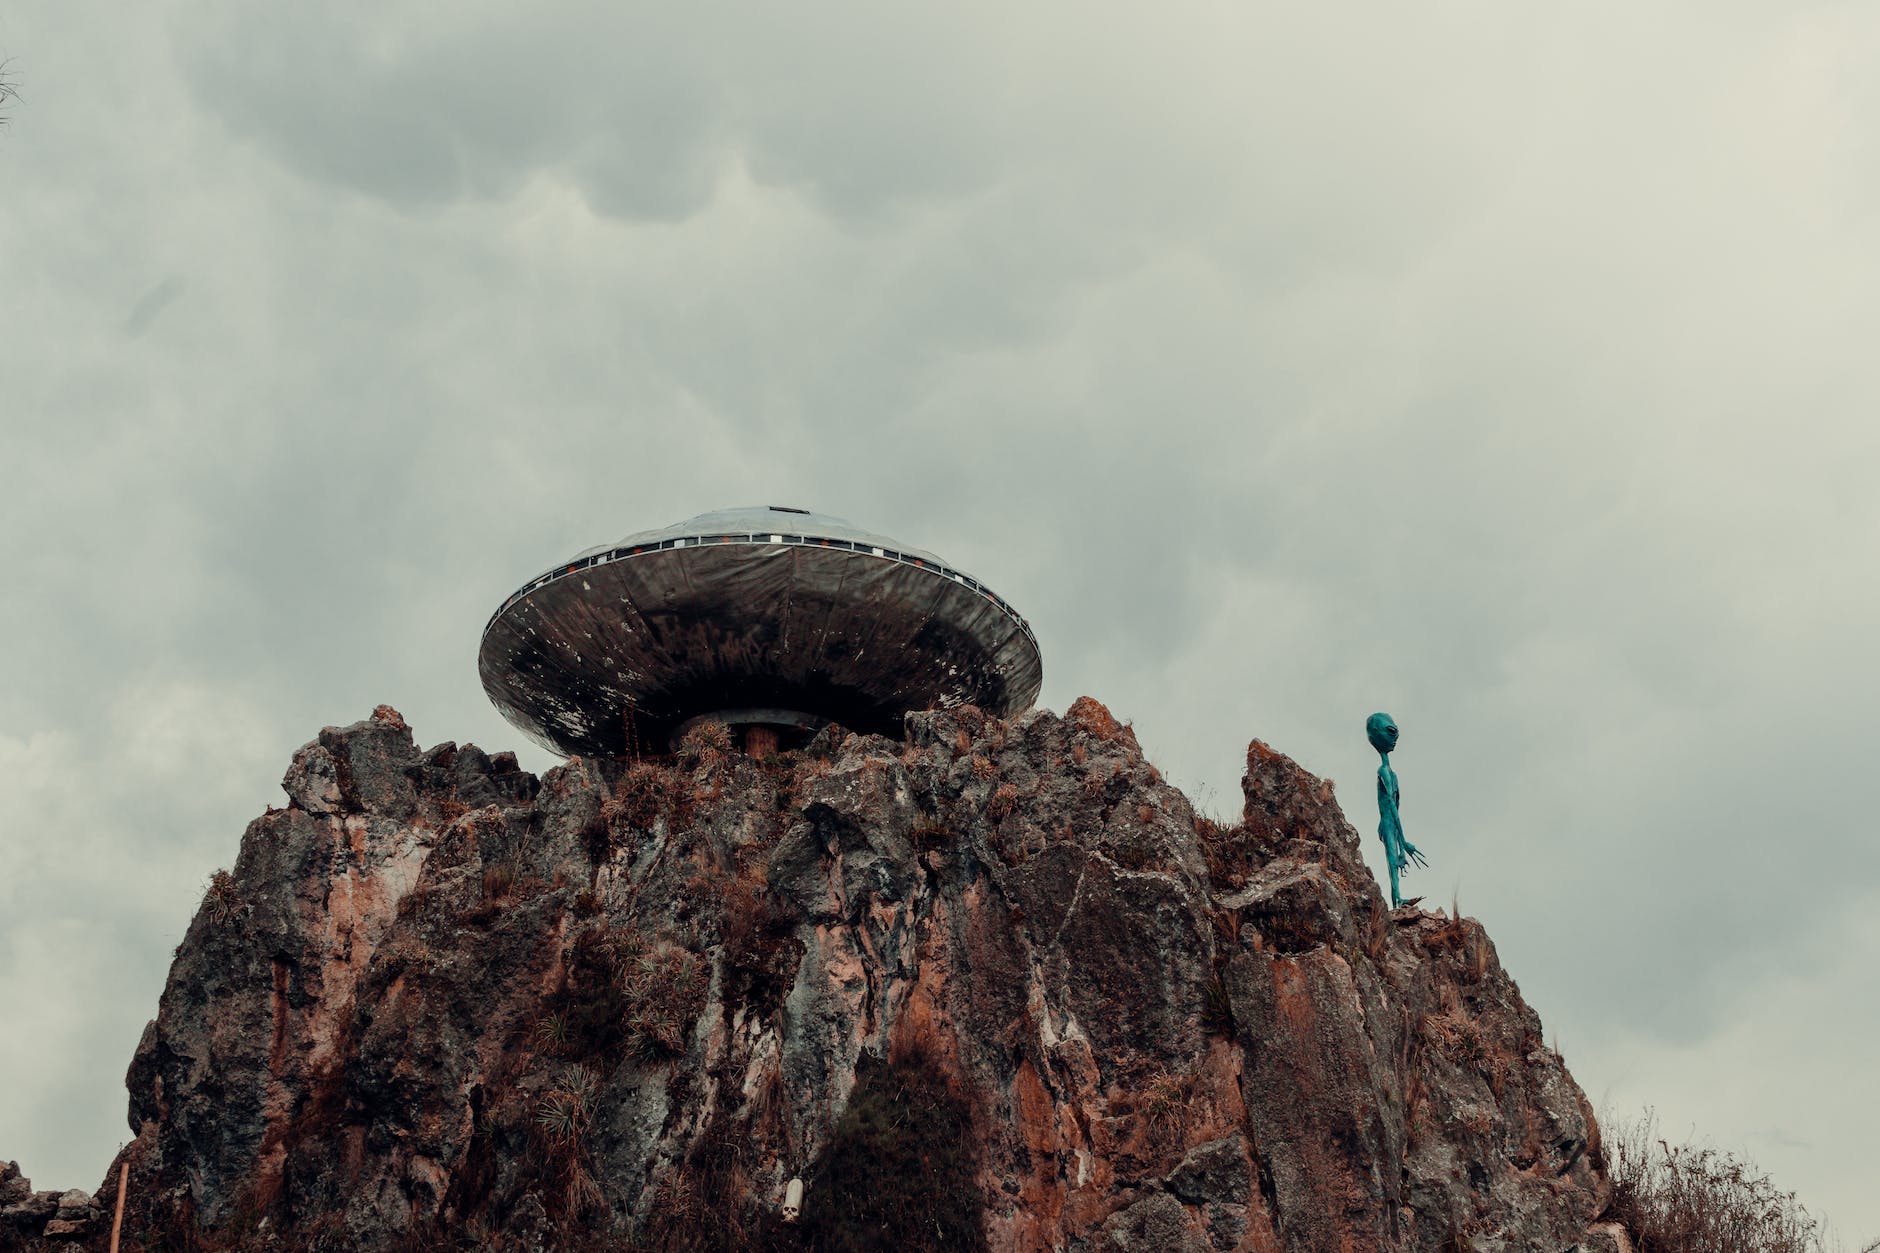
[559,1063,601,1109]
[201,870,243,925]
[678,719,733,767]
[531,1013,571,1056]
[535,1094,581,1147]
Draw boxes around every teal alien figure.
[1367,712,1427,908]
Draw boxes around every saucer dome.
[478,506,1042,757]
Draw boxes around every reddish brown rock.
[6,703,1624,1251]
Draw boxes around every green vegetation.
[531,923,707,1064]
[794,1049,985,1253]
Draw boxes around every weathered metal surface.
[479,507,1044,757]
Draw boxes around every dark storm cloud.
[3,1,1878,1238]
[181,8,720,217]
[177,5,1030,223]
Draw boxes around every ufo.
[478,506,1044,757]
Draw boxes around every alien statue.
[1367,712,1427,908]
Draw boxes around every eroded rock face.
[8,701,1619,1251]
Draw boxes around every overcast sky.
[3,2,1877,1239]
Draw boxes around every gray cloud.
[3,1,1877,1237]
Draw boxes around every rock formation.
[4,700,1633,1251]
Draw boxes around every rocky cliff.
[4,701,1633,1252]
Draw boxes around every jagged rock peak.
[7,700,1626,1251]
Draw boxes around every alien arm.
[1383,773,1426,869]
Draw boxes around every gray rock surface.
[0,1167,98,1247]
[4,701,1629,1251]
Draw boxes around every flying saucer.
[478,506,1043,757]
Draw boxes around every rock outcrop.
[6,701,1622,1251]
[1,1165,102,1244]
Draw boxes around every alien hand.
[1403,843,1428,870]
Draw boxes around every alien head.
[1366,712,1399,755]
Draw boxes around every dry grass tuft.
[1422,912,1471,956]
[677,719,733,767]
[482,863,516,900]
[463,862,526,925]
[1201,976,1235,1037]
[1194,814,1260,890]
[1423,1008,1486,1070]
[527,1063,609,1223]
[620,943,709,1059]
[1129,1064,1191,1152]
[543,924,708,1063]
[718,874,798,1008]
[601,761,690,838]
[201,869,245,926]
[1604,1111,1870,1253]
[1464,928,1493,982]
